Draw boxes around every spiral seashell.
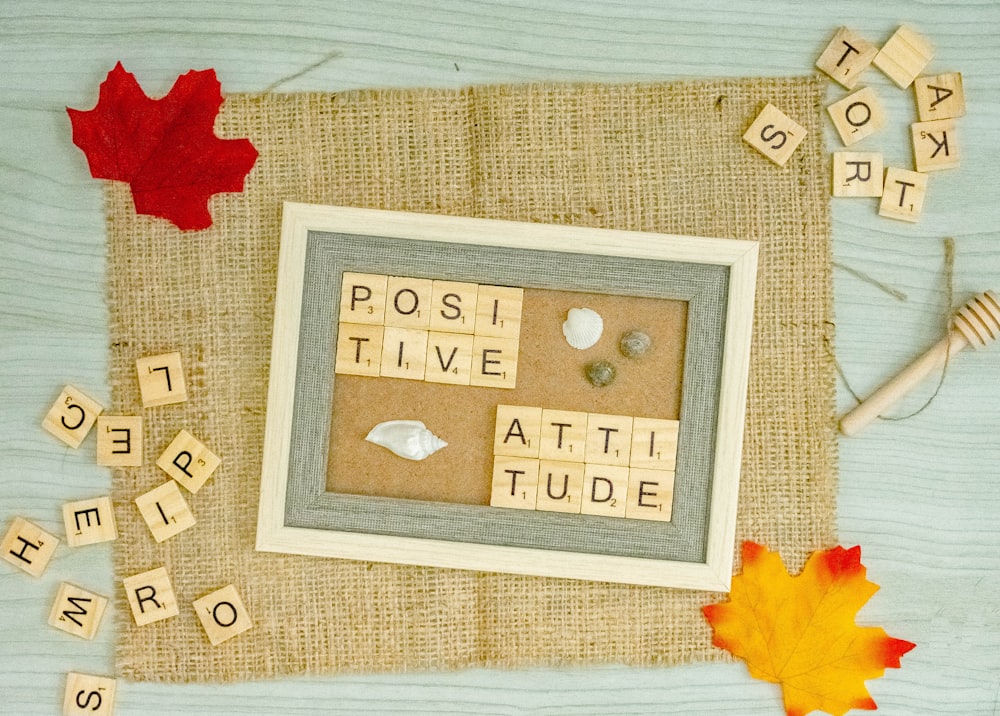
[585,360,616,387]
[562,307,603,350]
[364,420,447,461]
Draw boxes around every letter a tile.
[742,103,807,167]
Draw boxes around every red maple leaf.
[67,62,258,231]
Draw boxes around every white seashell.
[364,420,447,461]
[562,307,603,350]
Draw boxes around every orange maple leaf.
[703,541,915,716]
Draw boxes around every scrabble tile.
[629,417,680,470]
[339,272,387,325]
[832,151,884,197]
[123,566,179,626]
[490,456,540,510]
[62,496,117,547]
[493,404,543,458]
[42,385,104,448]
[1,516,59,577]
[96,416,143,467]
[826,87,886,146]
[536,460,585,514]
[584,413,633,466]
[469,335,518,389]
[742,103,807,167]
[538,409,588,461]
[192,584,253,646]
[581,464,630,518]
[48,582,108,640]
[424,331,474,385]
[815,27,879,89]
[879,167,929,223]
[873,25,934,88]
[334,322,384,377]
[134,481,196,543]
[914,72,966,121]
[380,326,428,381]
[384,276,433,328]
[625,468,675,522]
[64,672,117,716]
[429,280,479,334]
[156,429,221,493]
[911,119,960,172]
[474,285,523,339]
[135,352,187,407]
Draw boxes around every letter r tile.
[123,566,179,626]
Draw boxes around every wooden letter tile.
[135,352,187,407]
[469,335,518,389]
[490,456,540,510]
[581,464,629,518]
[96,416,143,467]
[424,331,474,386]
[742,103,807,167]
[192,584,253,646]
[625,468,675,522]
[493,404,542,458]
[832,151,884,197]
[879,167,929,223]
[826,87,886,146]
[914,72,965,121]
[538,409,588,461]
[334,323,384,377]
[134,481,196,543]
[584,413,633,466]
[380,326,429,381]
[873,25,934,88]
[123,566,179,626]
[62,496,117,547]
[42,385,103,448]
[48,582,108,640]
[911,119,959,172]
[1,516,59,577]
[156,429,221,493]
[384,276,433,329]
[429,280,479,334]
[815,27,879,89]
[339,272,387,325]
[474,285,523,339]
[64,672,116,716]
[536,460,585,514]
[629,417,680,470]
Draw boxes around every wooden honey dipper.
[839,290,1000,436]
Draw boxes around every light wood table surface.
[2,2,998,713]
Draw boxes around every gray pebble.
[619,330,652,359]
[585,360,616,387]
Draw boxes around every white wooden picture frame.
[256,203,758,591]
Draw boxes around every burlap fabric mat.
[106,76,836,682]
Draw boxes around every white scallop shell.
[364,420,447,461]
[562,307,603,350]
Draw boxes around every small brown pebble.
[585,360,616,387]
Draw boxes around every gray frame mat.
[284,231,728,563]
